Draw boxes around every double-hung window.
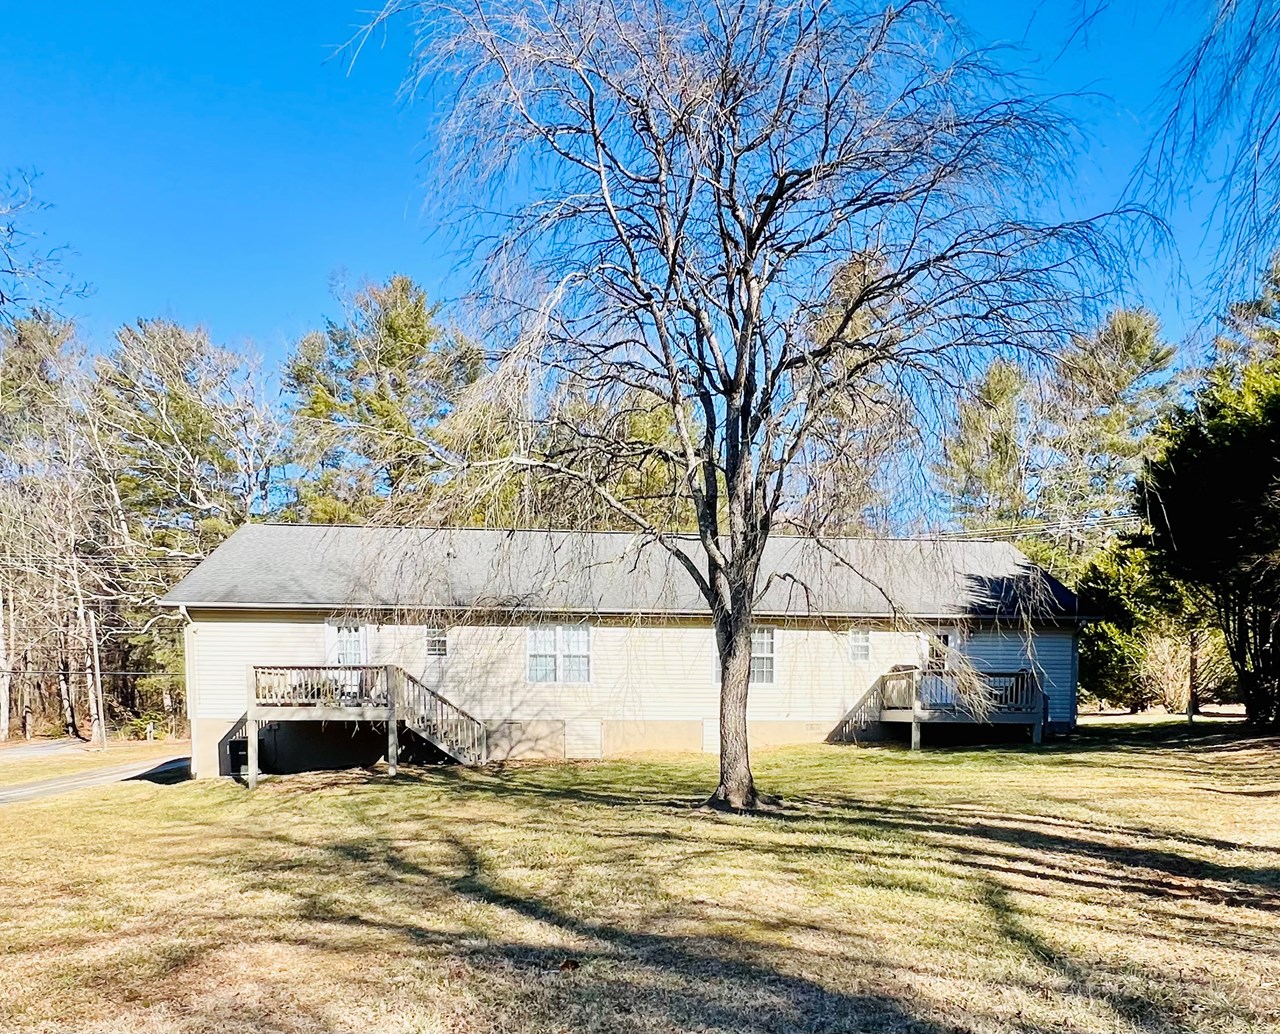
[719,627,777,685]
[527,623,591,683]
[749,627,776,684]
[848,627,871,662]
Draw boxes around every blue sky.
[1,1,1217,361]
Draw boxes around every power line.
[0,669,185,678]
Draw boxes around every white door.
[324,623,369,703]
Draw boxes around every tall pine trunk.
[58,636,79,740]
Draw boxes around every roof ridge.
[239,523,1011,546]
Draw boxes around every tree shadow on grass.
[977,879,1249,1034]
[180,825,955,1034]
[43,757,1280,1034]
[375,762,1280,908]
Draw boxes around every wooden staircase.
[247,664,487,787]
[393,668,488,767]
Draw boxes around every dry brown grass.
[0,719,1277,1033]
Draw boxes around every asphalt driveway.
[0,756,190,805]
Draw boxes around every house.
[162,525,1086,781]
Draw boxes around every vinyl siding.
[187,611,327,719]
[963,627,1077,723]
[185,610,1077,729]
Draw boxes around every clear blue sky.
[1,1,1217,360]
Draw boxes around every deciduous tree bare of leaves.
[1,174,55,327]
[1,315,287,739]
[1144,0,1280,293]
[378,0,1127,808]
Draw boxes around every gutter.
[162,600,1094,624]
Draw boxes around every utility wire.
[0,669,185,678]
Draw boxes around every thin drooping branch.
[380,0,1130,807]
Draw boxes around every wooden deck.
[244,665,488,786]
[832,667,1048,748]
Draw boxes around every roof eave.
[163,599,1089,622]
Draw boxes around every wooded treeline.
[7,254,1280,736]
[0,274,698,739]
[0,258,1231,738]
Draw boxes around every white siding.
[187,611,327,719]
[185,610,1077,730]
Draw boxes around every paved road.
[0,756,190,806]
[0,738,84,764]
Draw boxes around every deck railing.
[398,670,488,766]
[878,667,1042,715]
[253,665,392,708]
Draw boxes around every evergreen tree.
[934,359,1033,531]
[284,275,481,522]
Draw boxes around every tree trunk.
[706,605,782,811]
[0,584,10,742]
[709,615,757,810]
[57,644,80,740]
[1187,628,1201,725]
[20,652,32,741]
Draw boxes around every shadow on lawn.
[206,826,952,1034]
[979,881,1199,1034]
[179,759,1279,1033]
[76,725,1276,1033]
[205,798,1276,1034]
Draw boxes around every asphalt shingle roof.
[161,524,1082,621]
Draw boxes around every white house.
[162,525,1085,779]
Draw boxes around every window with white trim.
[334,624,364,666]
[527,623,591,683]
[848,627,871,662]
[749,627,776,684]
[425,627,448,657]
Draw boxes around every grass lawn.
[0,720,1277,1034]
[0,741,189,789]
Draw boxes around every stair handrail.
[398,669,488,765]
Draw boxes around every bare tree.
[1145,1,1280,292]
[383,0,1124,808]
[0,173,76,327]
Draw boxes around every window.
[848,627,871,662]
[527,623,591,683]
[334,625,364,666]
[749,627,775,684]
[425,627,448,657]
[715,626,777,685]
[927,633,951,672]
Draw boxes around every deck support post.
[910,717,922,751]
[245,664,258,789]
[385,665,399,777]
[1031,719,1043,745]
[246,718,258,789]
